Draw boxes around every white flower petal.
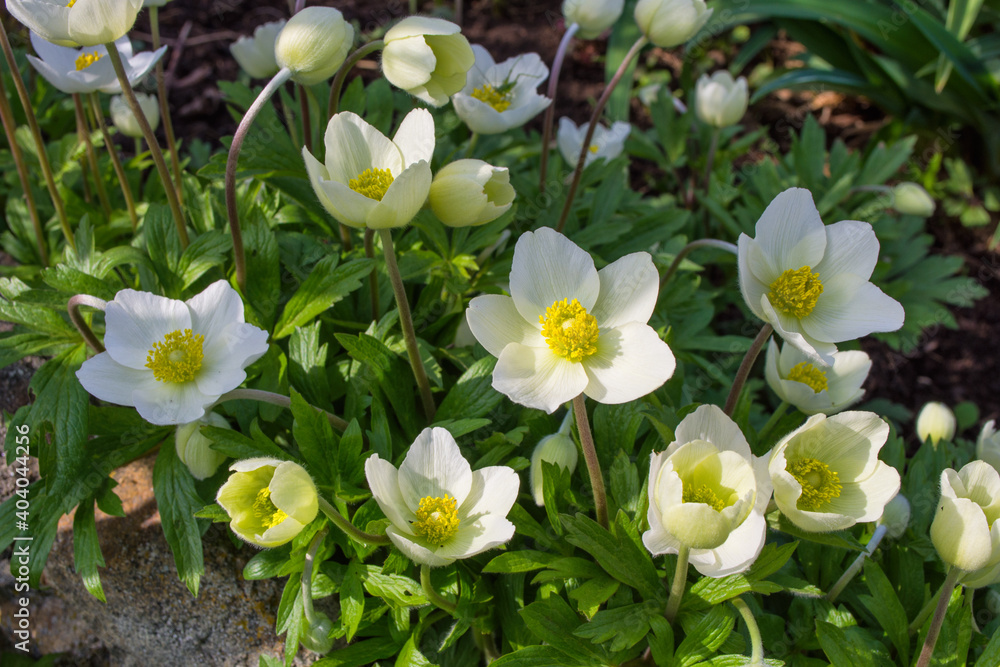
[132,379,213,425]
[381,36,436,90]
[75,352,146,406]
[185,280,244,349]
[590,252,659,328]
[813,220,880,281]
[398,427,474,511]
[459,466,520,522]
[367,161,431,230]
[103,290,191,369]
[323,112,402,183]
[452,94,510,135]
[493,343,588,413]
[803,276,905,343]
[509,228,600,324]
[689,509,766,578]
[674,404,751,458]
[466,295,544,357]
[752,188,827,270]
[393,109,436,167]
[365,455,417,530]
[437,514,515,560]
[271,461,319,524]
[582,322,675,404]
[386,526,455,567]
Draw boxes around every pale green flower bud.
[877,494,910,539]
[175,412,230,480]
[110,93,160,139]
[633,0,712,49]
[916,401,956,445]
[429,159,515,227]
[977,420,1000,473]
[892,182,935,217]
[530,433,579,505]
[930,462,1000,578]
[300,612,334,654]
[695,71,749,128]
[382,16,475,107]
[216,457,319,548]
[563,0,625,40]
[230,20,285,79]
[274,7,354,86]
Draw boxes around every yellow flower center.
[413,495,460,546]
[252,486,288,530]
[348,167,394,201]
[682,484,726,511]
[75,51,102,71]
[786,361,828,393]
[471,84,512,112]
[588,144,599,154]
[768,266,824,318]
[787,458,842,511]
[145,328,205,383]
[66,0,77,6]
[540,298,600,363]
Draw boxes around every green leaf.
[340,560,364,642]
[816,621,894,666]
[519,595,608,665]
[574,601,659,652]
[274,256,372,339]
[675,605,735,667]
[194,503,231,523]
[562,512,664,601]
[312,638,402,667]
[859,560,909,663]
[767,511,865,551]
[483,550,558,574]
[395,635,436,667]
[288,322,331,406]
[72,499,106,602]
[152,442,206,596]
[201,424,288,461]
[491,645,586,667]
[290,389,335,486]
[974,617,1000,667]
[435,356,503,421]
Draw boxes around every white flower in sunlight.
[556,117,630,168]
[110,92,160,138]
[769,411,900,533]
[977,420,1000,473]
[452,45,551,135]
[76,281,270,426]
[26,32,165,95]
[382,16,475,107]
[304,109,434,230]
[6,0,143,47]
[217,457,318,548]
[633,0,712,49]
[563,0,625,39]
[365,427,519,566]
[274,6,354,85]
[695,71,748,128]
[764,338,870,415]
[916,401,956,445]
[466,227,675,413]
[429,158,515,227]
[643,405,771,577]
[931,461,1000,588]
[175,412,231,480]
[230,19,285,79]
[737,187,904,365]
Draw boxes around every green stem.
[409,0,418,14]
[539,22,579,193]
[150,6,183,204]
[555,35,647,234]
[318,497,392,545]
[328,40,384,118]
[665,546,690,623]
[0,27,73,249]
[68,294,108,353]
[463,131,479,159]
[420,564,457,614]
[731,597,764,667]
[88,93,138,231]
[300,526,329,625]
[909,573,956,635]
[573,394,608,529]
[826,524,887,603]
[702,127,720,192]
[105,40,189,248]
[214,388,348,431]
[298,83,312,153]
[659,238,738,290]
[365,228,379,321]
[756,400,790,444]
[379,229,437,421]
[723,324,773,417]
[280,89,300,152]
[74,94,112,219]
[915,568,962,667]
[0,72,46,265]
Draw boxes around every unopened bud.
[274,7,354,85]
[110,93,159,139]
[175,412,230,480]
[877,494,910,539]
[530,433,579,505]
[916,401,956,445]
[892,182,935,217]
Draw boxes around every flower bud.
[175,412,230,480]
[916,401,956,445]
[695,71,749,128]
[381,16,475,107]
[300,612,334,654]
[563,0,625,40]
[274,7,354,86]
[633,0,712,49]
[892,182,935,217]
[230,20,286,79]
[216,457,319,548]
[877,494,911,539]
[429,159,515,227]
[6,0,142,48]
[530,433,579,505]
[930,462,1000,579]
[977,420,1000,473]
[110,93,160,139]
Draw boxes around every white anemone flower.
[466,227,675,413]
[6,0,143,47]
[764,338,871,415]
[452,45,551,135]
[977,420,1000,474]
[643,405,771,577]
[737,188,904,365]
[695,71,749,128]
[365,427,519,567]
[26,32,166,95]
[381,16,475,107]
[76,281,270,426]
[303,109,434,230]
[110,92,159,138]
[556,117,631,168]
[229,20,285,79]
[931,461,1000,588]
[769,411,900,533]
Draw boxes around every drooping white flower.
[381,16,475,107]
[737,188,904,365]
[930,461,1000,588]
[274,6,354,85]
[556,117,631,168]
[6,0,143,47]
[916,401,956,445]
[26,32,166,95]
[466,227,675,413]
[303,109,434,230]
[110,92,160,138]
[643,405,771,577]
[563,0,625,39]
[977,420,1000,473]
[76,281,270,425]
[633,0,712,49]
[428,158,515,227]
[365,427,519,567]
[230,19,285,79]
[695,71,748,128]
[452,45,551,135]
[768,411,900,533]
[764,338,870,415]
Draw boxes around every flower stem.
[665,546,690,623]
[464,131,479,159]
[328,40,384,118]
[555,35,647,234]
[214,388,348,431]
[724,324,773,417]
[659,238,738,289]
[0,27,73,249]
[826,523,887,603]
[0,72,46,265]
[105,40,189,248]
[731,597,764,667]
[225,67,294,292]
[572,394,608,529]
[420,564,457,614]
[297,83,312,153]
[150,6,183,204]
[702,127,720,193]
[318,497,392,545]
[915,568,962,667]
[73,94,112,219]
[88,93,138,231]
[68,295,108,353]
[300,526,329,625]
[378,229,437,421]
[364,228,379,321]
[539,21,579,193]
[756,400,790,445]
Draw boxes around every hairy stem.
[68,295,109,353]
[659,238,738,289]
[150,6,183,203]
[573,394,608,529]
[214,387,348,431]
[539,22,579,193]
[300,526,329,625]
[88,93,138,230]
[915,568,962,667]
[724,324,773,417]
[665,546,690,623]
[318,497,392,545]
[328,40,384,118]
[365,228,380,321]
[420,564,458,614]
[74,94,111,218]
[826,524,888,603]
[731,597,764,666]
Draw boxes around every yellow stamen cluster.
[253,486,288,530]
[145,328,205,383]
[787,458,842,511]
[540,298,600,362]
[66,0,77,6]
[768,266,824,318]
[471,84,512,112]
[588,144,599,154]
[413,495,460,545]
[75,51,102,71]
[348,167,394,201]
[787,362,828,393]
[682,484,726,511]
